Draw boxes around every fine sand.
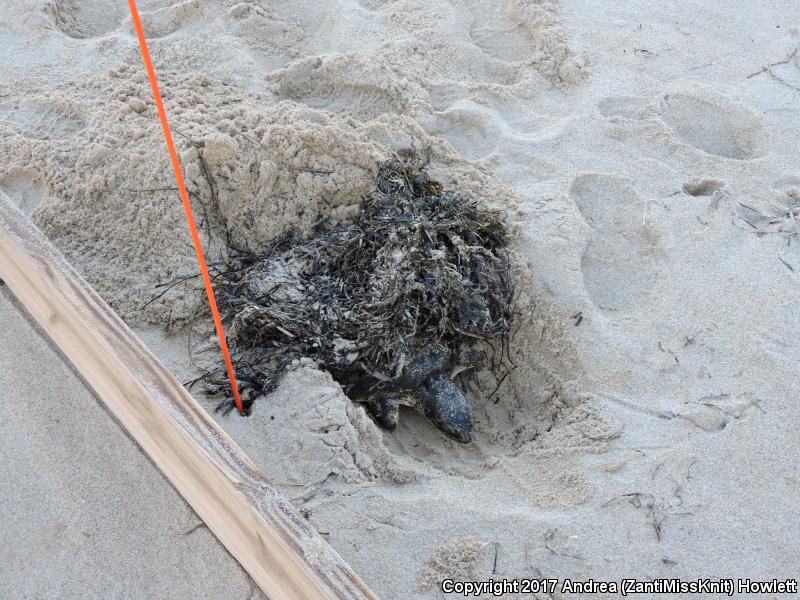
[0,288,265,598]
[2,1,799,598]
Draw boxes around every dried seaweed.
[204,160,514,413]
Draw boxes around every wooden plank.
[0,192,377,600]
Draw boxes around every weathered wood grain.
[0,192,377,600]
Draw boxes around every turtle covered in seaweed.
[206,159,514,443]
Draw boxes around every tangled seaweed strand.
[207,160,513,412]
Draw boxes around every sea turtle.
[349,349,485,443]
[207,161,513,443]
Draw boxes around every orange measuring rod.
[127,0,244,414]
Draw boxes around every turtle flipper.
[417,372,473,443]
[366,397,400,430]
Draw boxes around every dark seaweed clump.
[206,160,513,413]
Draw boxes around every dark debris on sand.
[202,160,514,419]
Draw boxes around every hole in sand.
[682,178,725,197]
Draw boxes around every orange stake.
[127,0,244,414]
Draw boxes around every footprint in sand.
[47,0,126,38]
[770,176,800,192]
[463,0,536,62]
[0,170,48,216]
[423,102,499,160]
[130,0,205,39]
[0,100,84,140]
[352,0,382,10]
[571,174,659,311]
[658,93,768,159]
[268,55,415,120]
[463,0,584,84]
[597,96,649,119]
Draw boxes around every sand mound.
[0,58,579,473]
[0,63,532,330]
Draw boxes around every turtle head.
[417,372,473,443]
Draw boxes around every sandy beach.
[0,288,265,598]
[2,0,799,597]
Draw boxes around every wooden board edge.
[0,193,377,600]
